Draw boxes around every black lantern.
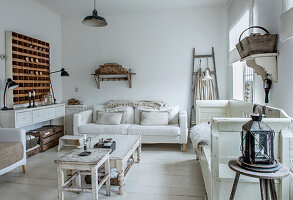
[238,105,280,172]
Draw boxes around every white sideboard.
[65,105,88,135]
[0,104,65,128]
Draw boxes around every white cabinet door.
[16,111,32,128]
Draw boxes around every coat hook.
[0,54,5,60]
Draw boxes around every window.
[244,66,254,102]
[229,9,252,101]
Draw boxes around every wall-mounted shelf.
[92,73,136,89]
[241,53,278,82]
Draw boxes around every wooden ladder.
[189,47,219,128]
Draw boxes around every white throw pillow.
[140,111,169,126]
[96,112,123,125]
[135,107,160,124]
[105,106,134,124]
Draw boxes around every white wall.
[0,0,62,107]
[61,6,227,111]
[252,0,293,116]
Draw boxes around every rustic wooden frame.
[5,31,51,107]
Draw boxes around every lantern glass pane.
[241,131,246,157]
[253,132,271,164]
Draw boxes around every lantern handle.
[253,104,263,122]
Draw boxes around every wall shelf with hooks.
[241,53,278,82]
[92,73,136,89]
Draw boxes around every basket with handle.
[236,26,277,59]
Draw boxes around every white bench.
[195,100,293,200]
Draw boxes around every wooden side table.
[58,135,83,151]
[228,160,290,200]
[55,148,111,200]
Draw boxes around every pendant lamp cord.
[94,0,96,10]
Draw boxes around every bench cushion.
[78,123,130,135]
[127,124,180,136]
[0,142,24,170]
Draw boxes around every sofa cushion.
[0,142,24,170]
[79,123,130,135]
[127,124,180,136]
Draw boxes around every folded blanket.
[190,122,211,152]
[105,100,167,109]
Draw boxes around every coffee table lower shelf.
[85,155,134,185]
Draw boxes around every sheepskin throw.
[190,123,211,152]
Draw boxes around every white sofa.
[0,128,26,175]
[73,104,188,151]
[194,100,293,200]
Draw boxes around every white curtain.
[281,0,293,42]
[228,0,253,64]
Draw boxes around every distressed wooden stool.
[55,148,111,200]
[228,159,290,200]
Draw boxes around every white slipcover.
[79,123,130,135]
[73,105,188,145]
[0,128,26,175]
[127,124,180,136]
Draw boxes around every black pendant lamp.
[82,0,107,27]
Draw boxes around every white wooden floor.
[0,143,206,200]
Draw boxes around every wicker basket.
[236,26,277,59]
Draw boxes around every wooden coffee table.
[55,148,111,200]
[88,134,141,195]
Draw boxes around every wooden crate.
[42,125,63,134]
[27,125,64,152]
[26,145,40,157]
[26,135,39,149]
[5,31,50,106]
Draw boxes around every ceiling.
[36,0,228,16]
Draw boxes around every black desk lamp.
[50,68,69,104]
[2,78,19,110]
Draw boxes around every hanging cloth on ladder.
[203,68,216,100]
[194,67,204,102]
[194,59,216,107]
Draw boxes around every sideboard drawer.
[45,107,56,119]
[55,105,65,117]
[16,111,32,127]
[32,109,44,122]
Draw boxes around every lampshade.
[7,78,19,90]
[61,68,70,77]
[82,9,107,27]
[203,69,213,81]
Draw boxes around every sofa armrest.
[179,111,188,144]
[73,110,93,135]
